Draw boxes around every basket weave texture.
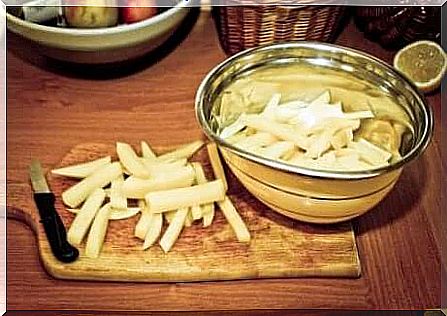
[213,5,346,55]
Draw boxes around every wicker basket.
[213,4,346,55]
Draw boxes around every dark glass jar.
[354,6,441,49]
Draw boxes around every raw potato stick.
[202,203,215,227]
[66,208,79,214]
[145,180,226,213]
[140,158,188,177]
[142,213,163,250]
[109,207,140,220]
[159,207,189,253]
[116,142,150,179]
[242,115,309,150]
[110,174,127,210]
[262,93,281,117]
[85,203,111,258]
[135,200,152,240]
[141,141,157,159]
[140,157,187,168]
[157,140,204,161]
[310,90,331,105]
[218,196,250,243]
[307,118,360,136]
[343,110,375,120]
[62,162,122,208]
[331,128,353,150]
[122,165,195,199]
[261,141,295,160]
[219,115,247,139]
[164,210,176,224]
[206,143,228,192]
[225,131,248,144]
[51,156,111,179]
[67,188,106,246]
[184,209,193,227]
[191,205,202,220]
[348,138,392,165]
[234,132,277,150]
[191,162,215,227]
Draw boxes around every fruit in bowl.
[64,0,119,28]
[121,0,158,24]
[6,0,190,63]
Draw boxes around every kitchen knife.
[29,159,79,263]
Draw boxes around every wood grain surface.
[8,142,360,281]
[6,8,445,311]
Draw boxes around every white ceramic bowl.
[6,4,190,63]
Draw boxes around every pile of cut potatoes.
[52,140,250,258]
[220,90,406,171]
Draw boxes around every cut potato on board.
[157,140,204,161]
[67,188,106,246]
[193,160,215,228]
[206,143,228,191]
[135,200,152,240]
[59,139,252,255]
[145,180,226,213]
[110,174,127,210]
[109,207,140,220]
[159,207,189,253]
[191,205,202,220]
[116,142,150,179]
[51,156,111,179]
[164,210,176,224]
[140,158,188,176]
[184,209,193,227]
[202,204,215,228]
[122,166,195,199]
[67,206,140,220]
[62,162,122,208]
[142,212,163,250]
[85,203,111,258]
[141,141,156,159]
[218,196,250,243]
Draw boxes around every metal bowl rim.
[195,42,434,180]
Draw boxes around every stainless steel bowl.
[195,42,433,223]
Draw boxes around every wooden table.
[6,9,445,312]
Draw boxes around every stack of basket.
[213,1,346,55]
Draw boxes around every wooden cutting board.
[7,142,361,282]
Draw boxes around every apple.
[64,0,119,28]
[121,0,158,24]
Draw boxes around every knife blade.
[29,159,79,263]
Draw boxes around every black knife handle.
[34,193,79,263]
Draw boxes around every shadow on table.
[353,154,429,236]
[7,7,200,80]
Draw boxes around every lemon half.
[393,40,447,93]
